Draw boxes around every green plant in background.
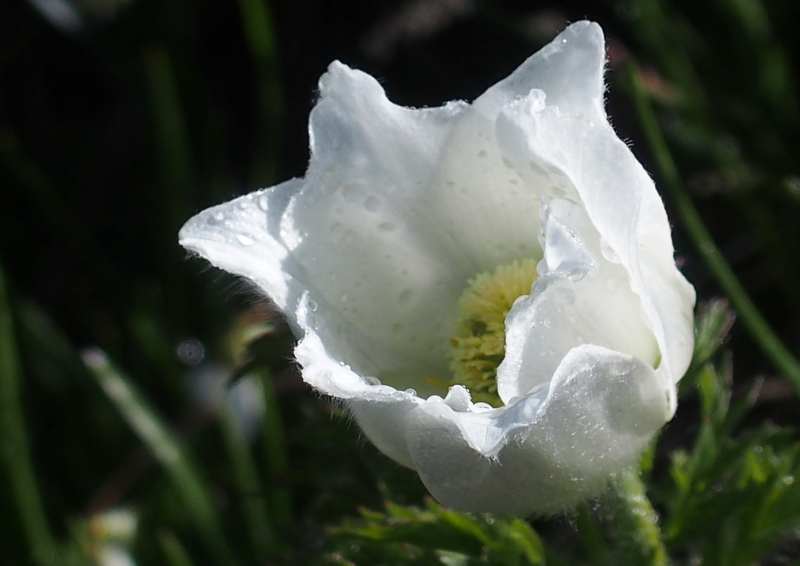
[2,0,800,565]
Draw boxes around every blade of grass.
[219,398,277,559]
[626,60,800,393]
[0,258,60,566]
[82,349,240,566]
[258,368,292,524]
[157,531,198,566]
[144,45,194,230]
[235,0,283,185]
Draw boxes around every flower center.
[448,259,538,407]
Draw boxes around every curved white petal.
[407,345,669,514]
[289,61,551,388]
[179,179,302,314]
[497,197,659,404]
[474,21,605,120]
[493,80,695,411]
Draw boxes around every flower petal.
[497,197,659,403]
[293,293,422,467]
[179,179,302,315]
[407,345,669,514]
[494,84,695,407]
[474,21,605,120]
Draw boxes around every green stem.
[219,401,277,559]
[605,467,670,566]
[0,258,60,566]
[258,368,293,524]
[626,60,800,393]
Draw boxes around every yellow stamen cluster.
[448,259,538,406]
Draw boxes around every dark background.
[2,0,800,564]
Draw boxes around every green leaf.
[0,258,60,566]
[323,498,546,566]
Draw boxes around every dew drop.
[600,239,620,263]
[235,234,255,246]
[340,292,349,302]
[399,289,413,304]
[365,376,381,386]
[364,196,380,211]
[405,388,417,396]
[329,222,344,242]
[211,211,225,223]
[257,194,269,211]
[477,150,488,158]
[502,157,514,169]
[566,270,585,282]
[378,222,397,232]
[340,184,358,202]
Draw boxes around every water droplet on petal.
[257,195,269,211]
[236,234,255,246]
[566,270,585,282]
[600,238,621,263]
[378,222,396,232]
[364,196,380,211]
[398,289,413,304]
[211,211,225,223]
[340,184,358,202]
[477,150,488,158]
[329,222,344,242]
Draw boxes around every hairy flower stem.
[604,467,670,566]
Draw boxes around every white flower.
[180,21,695,515]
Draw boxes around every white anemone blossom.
[180,21,695,515]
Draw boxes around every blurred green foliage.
[1,0,800,564]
